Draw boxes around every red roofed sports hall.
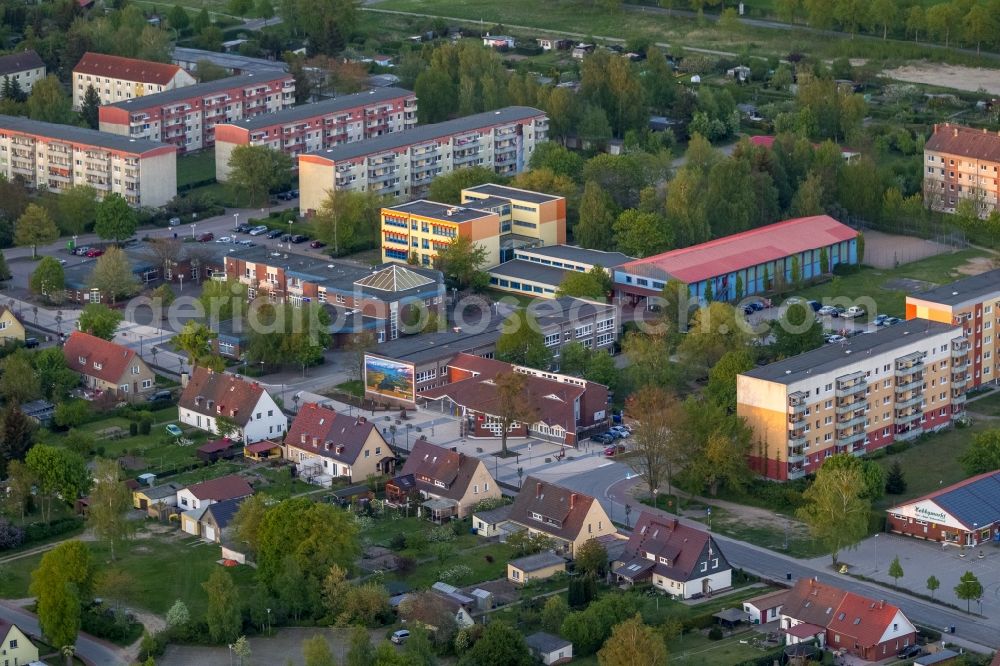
[613,215,859,305]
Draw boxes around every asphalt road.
[0,601,129,666]
[558,464,1000,652]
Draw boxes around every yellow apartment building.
[460,183,567,257]
[906,268,1000,388]
[923,122,1000,216]
[737,320,969,481]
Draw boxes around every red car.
[310,240,326,249]
[197,232,215,242]
[604,444,627,457]
[85,247,104,258]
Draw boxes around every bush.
[81,608,142,643]
[129,422,138,436]
[886,441,911,455]
[682,612,717,633]
[0,518,25,550]
[139,412,154,435]
[23,517,84,544]
[388,533,407,551]
[708,626,724,640]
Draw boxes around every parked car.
[197,232,215,242]
[590,433,614,444]
[830,307,846,318]
[85,247,104,257]
[310,240,326,249]
[390,630,410,645]
[873,314,890,326]
[266,229,283,239]
[234,223,252,233]
[165,424,183,437]
[73,246,90,256]
[807,300,821,312]
[148,390,172,404]
[249,225,269,236]
[604,443,627,457]
[818,305,837,316]
[886,316,902,326]
[843,306,866,319]
[236,240,256,247]
[169,217,182,226]
[24,337,39,349]
[274,190,298,201]
[280,234,293,242]
[215,236,233,243]
[826,334,846,344]
[610,425,631,438]
[896,645,923,659]
[290,234,308,243]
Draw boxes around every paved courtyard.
[159,627,389,666]
[815,532,1000,619]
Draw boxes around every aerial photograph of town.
[1,0,1000,664]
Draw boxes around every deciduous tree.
[955,571,983,612]
[575,538,609,577]
[435,234,489,291]
[496,310,551,370]
[598,613,668,666]
[94,193,137,244]
[25,445,90,521]
[706,349,755,412]
[204,568,242,643]
[926,575,940,599]
[796,463,870,564]
[16,204,59,259]
[613,209,671,258]
[678,302,751,373]
[556,265,612,300]
[960,429,1000,476]
[78,303,123,340]
[888,556,903,586]
[88,246,139,303]
[227,145,293,206]
[458,621,533,666]
[0,405,35,478]
[29,257,65,304]
[87,459,134,561]
[771,302,825,358]
[313,190,386,254]
[625,385,684,497]
[173,321,217,367]
[575,180,617,251]
[303,634,336,666]
[57,185,98,236]
[0,352,41,405]
[26,76,73,124]
[492,370,541,457]
[30,540,94,654]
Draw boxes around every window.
[141,379,153,389]
[131,365,140,374]
[120,384,129,393]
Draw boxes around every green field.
[177,151,217,188]
[967,389,1000,416]
[796,248,992,319]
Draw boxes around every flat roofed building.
[0,114,176,207]
[887,469,1000,546]
[906,268,1000,388]
[215,87,417,180]
[737,320,970,481]
[461,183,566,257]
[171,47,287,76]
[72,52,196,109]
[614,215,858,306]
[488,245,632,299]
[923,123,1000,216]
[298,107,548,212]
[98,71,295,152]
[381,199,502,266]
[0,50,46,97]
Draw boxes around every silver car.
[248,225,269,236]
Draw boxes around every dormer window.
[78,356,86,364]
[216,404,224,414]
[300,433,307,444]
[658,556,670,565]
[645,551,655,561]
[93,362,103,370]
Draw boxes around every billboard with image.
[364,355,416,403]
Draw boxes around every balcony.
[837,413,867,430]
[788,432,807,448]
[895,428,922,442]
[895,394,924,410]
[787,466,806,480]
[895,410,922,425]
[952,375,969,388]
[951,392,967,404]
[952,360,970,373]
[836,430,866,447]
[836,399,866,415]
[896,378,924,393]
[850,444,867,457]
[836,380,867,397]
[952,341,970,357]
[787,448,806,464]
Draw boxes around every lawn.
[796,249,991,318]
[967,389,1000,417]
[668,630,783,666]
[177,151,217,188]
[872,421,988,513]
[0,532,256,617]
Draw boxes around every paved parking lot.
[159,627,389,666]
[816,532,1000,619]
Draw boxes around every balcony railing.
[837,413,867,430]
[836,399,866,415]
[895,410,922,425]
[896,378,924,393]
[895,394,924,410]
[788,466,806,480]
[895,428,922,442]
[836,431,866,446]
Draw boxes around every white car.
[826,334,847,344]
[610,426,631,438]
[818,305,837,316]
[248,225,269,236]
[215,236,233,243]
[843,306,866,319]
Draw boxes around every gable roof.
[525,632,572,654]
[203,497,244,529]
[397,437,489,501]
[183,474,252,502]
[621,511,729,582]
[616,215,857,284]
[179,367,266,427]
[508,476,605,542]
[782,578,849,628]
[782,578,911,648]
[419,354,594,433]
[0,50,44,76]
[74,52,184,85]
[285,402,383,463]
[63,331,143,384]
[198,438,239,455]
[926,123,1000,162]
[887,469,1000,531]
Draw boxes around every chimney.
[879,599,885,609]
[933,123,938,134]
[356,416,366,425]
[181,372,190,388]
[570,493,577,510]
[954,128,959,138]
[536,482,543,499]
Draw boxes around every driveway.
[0,600,130,666]
[159,627,388,666]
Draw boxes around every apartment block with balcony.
[0,50,46,97]
[72,52,196,110]
[98,72,295,153]
[214,88,417,180]
[0,115,177,207]
[737,320,969,481]
[381,199,501,266]
[906,268,1000,388]
[923,123,1000,216]
[298,107,548,213]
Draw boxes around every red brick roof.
[617,215,858,285]
[179,367,265,427]
[783,579,912,649]
[184,474,252,502]
[621,512,727,582]
[63,331,141,384]
[420,354,590,433]
[926,123,1000,162]
[397,437,486,501]
[74,52,183,85]
[285,402,382,464]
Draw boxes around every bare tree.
[143,238,183,282]
[493,371,540,457]
[625,386,685,499]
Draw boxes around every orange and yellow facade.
[906,268,1000,388]
[381,200,502,267]
[737,320,969,481]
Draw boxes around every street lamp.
[624,503,632,528]
[228,644,234,666]
[653,488,659,510]
[874,533,879,572]
[517,466,523,489]
[266,607,271,635]
[288,219,293,246]
[190,223,197,240]
[405,423,412,450]
[259,360,265,377]
[234,212,239,230]
[139,334,144,357]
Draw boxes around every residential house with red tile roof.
[611,512,731,599]
[417,354,610,447]
[63,331,156,402]
[178,367,284,443]
[613,215,859,305]
[72,52,196,109]
[385,437,500,520]
[505,477,615,558]
[778,578,917,661]
[176,473,253,511]
[283,402,395,484]
[924,123,1000,216]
